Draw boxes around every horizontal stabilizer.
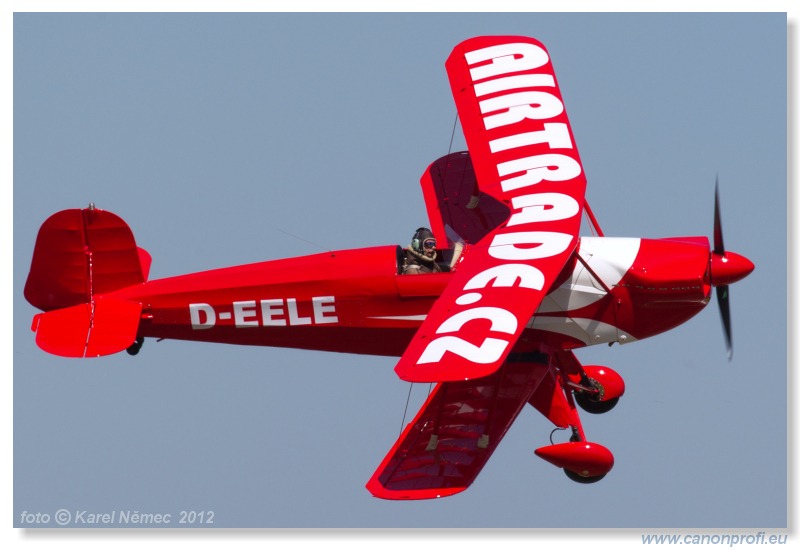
[32,299,142,358]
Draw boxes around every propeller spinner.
[708,178,755,359]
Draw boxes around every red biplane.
[24,36,754,500]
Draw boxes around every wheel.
[564,468,606,484]
[575,377,619,414]
[576,394,619,414]
[126,337,144,356]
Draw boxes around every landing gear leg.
[533,352,615,483]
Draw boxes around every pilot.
[403,227,446,274]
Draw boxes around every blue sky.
[8,6,792,542]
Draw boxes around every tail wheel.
[126,337,144,356]
[575,377,619,414]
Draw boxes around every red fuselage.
[105,235,748,358]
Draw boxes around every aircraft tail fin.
[24,206,149,357]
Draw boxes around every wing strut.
[583,201,604,237]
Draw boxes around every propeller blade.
[713,176,725,256]
[716,284,733,360]
[710,178,753,360]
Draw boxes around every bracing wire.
[397,382,438,437]
[399,383,414,437]
[447,112,459,156]
[270,226,330,253]
[396,112,464,438]
[583,209,597,237]
[429,111,462,220]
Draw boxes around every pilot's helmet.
[411,227,436,254]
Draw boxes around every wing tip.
[365,478,467,501]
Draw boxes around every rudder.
[24,205,149,357]
[24,206,150,311]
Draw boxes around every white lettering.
[312,296,338,324]
[489,122,572,153]
[260,299,286,326]
[417,335,510,365]
[189,303,215,330]
[474,73,555,97]
[233,300,258,327]
[286,298,312,326]
[498,153,582,192]
[507,192,580,226]
[455,292,482,305]
[489,231,573,261]
[466,43,549,81]
[437,307,518,335]
[189,296,339,329]
[480,91,563,130]
[464,264,545,291]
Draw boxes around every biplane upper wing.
[395,36,587,383]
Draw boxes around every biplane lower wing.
[369,349,603,499]
[368,352,556,500]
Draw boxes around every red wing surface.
[367,354,552,500]
[395,36,587,383]
[420,151,510,247]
